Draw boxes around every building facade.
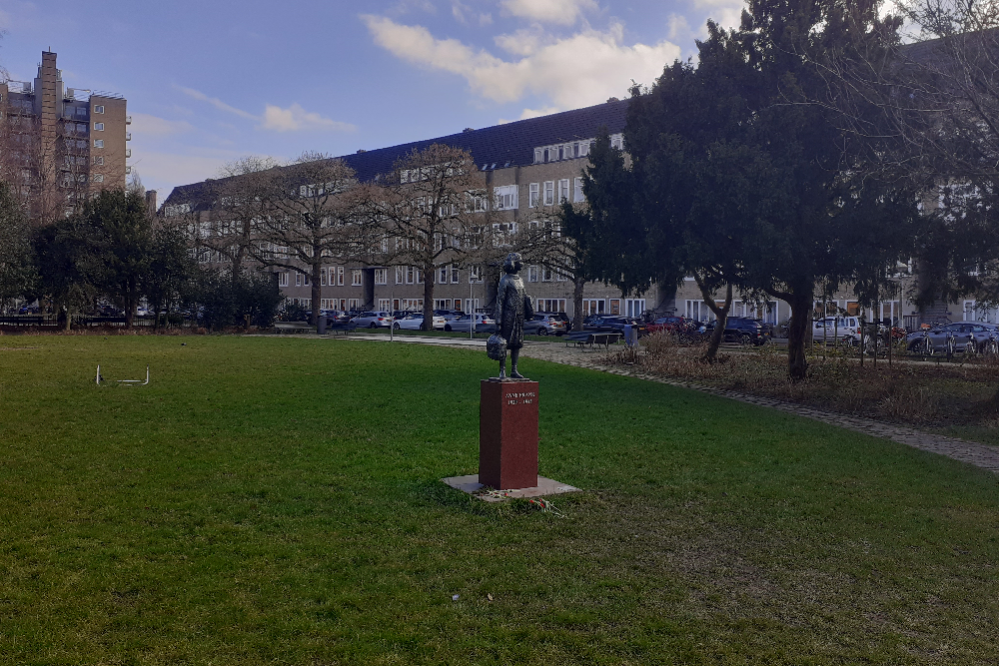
[162,98,996,328]
[0,50,131,223]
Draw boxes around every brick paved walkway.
[519,343,999,473]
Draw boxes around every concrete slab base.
[441,474,580,502]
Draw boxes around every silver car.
[350,311,394,328]
[445,313,496,333]
[393,313,446,330]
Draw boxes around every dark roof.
[163,99,629,208]
[898,27,998,66]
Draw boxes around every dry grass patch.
[609,332,998,443]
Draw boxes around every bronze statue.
[491,252,534,379]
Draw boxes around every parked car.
[704,317,769,345]
[812,316,862,345]
[435,309,464,325]
[523,313,568,336]
[646,316,700,336]
[906,321,997,354]
[446,313,496,333]
[393,313,446,330]
[584,315,643,335]
[350,311,394,328]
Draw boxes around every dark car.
[906,321,997,354]
[585,315,643,334]
[646,316,700,336]
[704,317,769,345]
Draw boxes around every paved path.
[330,334,998,473]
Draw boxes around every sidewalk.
[332,334,998,473]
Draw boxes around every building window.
[529,183,539,208]
[626,299,646,318]
[93,122,104,131]
[295,273,303,287]
[534,148,543,163]
[573,177,585,203]
[396,266,405,285]
[279,272,289,287]
[541,267,553,282]
[93,139,104,148]
[558,179,570,203]
[537,298,566,313]
[351,269,363,286]
[303,273,310,286]
[92,174,104,183]
[93,156,104,166]
[543,181,554,206]
[469,266,483,283]
[528,265,539,282]
[582,299,605,316]
[374,268,388,285]
[94,105,104,114]
[494,185,518,210]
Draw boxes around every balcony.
[125,166,132,175]
[125,133,131,141]
[125,149,131,158]
[125,115,132,125]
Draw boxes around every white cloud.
[260,104,357,133]
[362,15,680,112]
[451,1,493,26]
[175,86,354,133]
[129,112,193,136]
[690,0,745,30]
[499,0,597,26]
[494,27,547,56]
[176,86,257,120]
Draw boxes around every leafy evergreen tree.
[0,183,37,308]
[584,1,920,378]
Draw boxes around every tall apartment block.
[0,50,131,223]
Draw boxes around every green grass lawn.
[0,336,995,665]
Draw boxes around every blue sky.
[0,0,747,203]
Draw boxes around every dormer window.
[534,148,543,163]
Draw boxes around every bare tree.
[249,153,372,327]
[204,156,281,282]
[808,1,998,307]
[372,144,492,330]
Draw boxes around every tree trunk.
[696,278,732,362]
[422,267,435,331]
[572,277,585,331]
[786,290,813,381]
[125,299,136,330]
[311,260,322,329]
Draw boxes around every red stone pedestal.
[479,379,538,490]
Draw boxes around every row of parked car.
[316,307,998,355]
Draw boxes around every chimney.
[145,190,158,213]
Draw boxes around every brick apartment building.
[0,50,132,222]
[162,97,996,328]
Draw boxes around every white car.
[350,311,394,328]
[393,313,445,330]
[812,316,862,344]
